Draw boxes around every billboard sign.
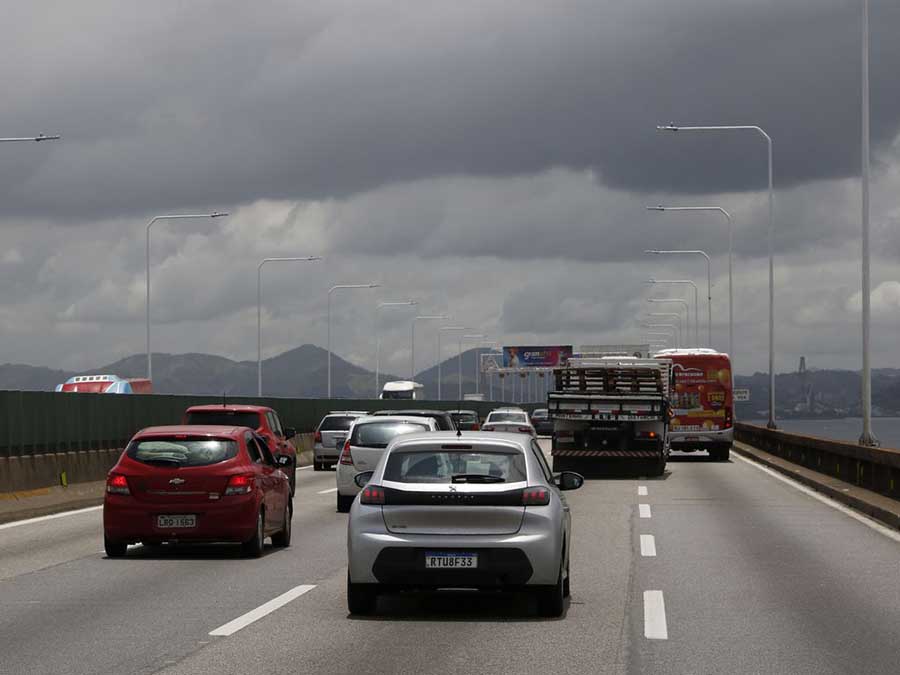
[502,345,572,369]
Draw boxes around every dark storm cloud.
[1,0,898,221]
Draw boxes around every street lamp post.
[0,134,60,143]
[374,301,417,397]
[478,340,499,398]
[647,313,684,345]
[646,279,700,345]
[459,334,485,399]
[647,206,733,359]
[258,256,322,396]
[328,283,380,398]
[411,315,449,381]
[437,326,467,399]
[641,323,679,348]
[657,123,775,428]
[146,212,229,381]
[645,249,712,347]
[646,298,690,345]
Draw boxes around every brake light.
[472,424,480,431]
[636,431,657,439]
[360,485,385,505]
[106,473,130,495]
[521,487,550,506]
[518,426,533,434]
[339,440,354,466]
[483,425,494,432]
[224,474,254,495]
[314,430,322,443]
[724,409,733,429]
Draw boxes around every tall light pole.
[646,279,700,345]
[647,313,684,345]
[641,323,678,348]
[647,206,733,359]
[437,326,467,399]
[645,249,712,347]
[146,212,228,381]
[375,301,418,397]
[411,315,449,381]
[647,298,690,345]
[860,0,877,446]
[459,334,485,399]
[477,340,498,397]
[257,256,322,396]
[0,134,60,143]
[657,123,775,428]
[328,283,380,397]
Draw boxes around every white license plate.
[157,515,196,529]
[425,552,478,569]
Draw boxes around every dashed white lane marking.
[638,503,652,519]
[638,486,648,496]
[733,450,900,544]
[0,505,102,531]
[317,487,338,494]
[643,590,668,639]
[297,465,314,471]
[640,534,657,557]
[209,584,316,636]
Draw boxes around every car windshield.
[451,412,478,425]
[350,422,429,448]
[488,412,528,424]
[384,449,527,484]
[532,410,548,419]
[320,415,356,431]
[126,438,238,467]
[184,411,260,429]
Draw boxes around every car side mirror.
[354,471,374,488]
[555,471,584,491]
[283,427,296,440]
[276,454,293,467]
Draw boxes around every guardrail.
[735,422,900,501]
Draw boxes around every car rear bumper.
[669,428,733,449]
[103,494,259,544]
[314,443,340,462]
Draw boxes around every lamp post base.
[766,419,778,430]
[858,432,880,447]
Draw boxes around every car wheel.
[537,562,565,618]
[711,445,730,461]
[242,509,265,558]
[649,457,666,476]
[563,554,571,598]
[347,573,377,615]
[271,501,292,548]
[336,493,354,513]
[313,460,324,472]
[104,536,127,558]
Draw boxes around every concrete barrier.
[735,422,900,501]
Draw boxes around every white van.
[379,380,425,400]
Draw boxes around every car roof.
[449,409,479,415]
[384,430,532,452]
[326,410,367,415]
[373,409,451,416]
[185,404,269,413]
[488,408,528,414]
[135,425,248,439]
[352,415,437,426]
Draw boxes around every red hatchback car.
[103,425,292,558]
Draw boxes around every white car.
[483,407,536,437]
[335,415,438,512]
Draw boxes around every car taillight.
[636,430,658,439]
[472,424,480,431]
[314,430,322,443]
[360,485,385,505]
[521,487,550,506]
[106,473,130,495]
[339,440,354,466]
[483,425,494,432]
[518,426,533,434]
[224,474,254,495]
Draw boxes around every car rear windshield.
[531,410,548,419]
[350,422,429,448]
[451,412,479,424]
[184,411,260,429]
[488,412,527,424]
[384,449,527,484]
[319,415,356,431]
[126,438,238,467]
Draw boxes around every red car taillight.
[360,485,385,505]
[472,424,480,431]
[482,425,494,432]
[339,440,354,466]
[518,426,534,434]
[106,473,130,495]
[724,409,733,429]
[314,430,322,443]
[521,487,550,506]
[636,431,658,439]
[224,474,255,495]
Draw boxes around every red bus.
[654,349,733,460]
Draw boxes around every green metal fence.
[0,391,538,457]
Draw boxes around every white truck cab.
[379,380,425,400]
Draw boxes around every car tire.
[563,555,571,598]
[271,501,292,548]
[711,445,731,461]
[242,509,265,558]
[336,493,354,513]
[313,460,324,472]
[649,457,666,476]
[347,573,377,615]
[537,563,565,618]
[104,536,127,558]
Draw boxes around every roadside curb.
[733,441,900,531]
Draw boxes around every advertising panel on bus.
[666,352,733,433]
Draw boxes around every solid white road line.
[0,505,102,531]
[317,487,338,495]
[733,450,900,545]
[640,534,657,557]
[297,465,314,471]
[638,503,652,519]
[638,486,648,496]
[209,584,316,637]
[643,590,668,639]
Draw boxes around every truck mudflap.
[551,449,662,458]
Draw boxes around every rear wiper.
[143,458,184,466]
[451,473,505,483]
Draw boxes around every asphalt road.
[1,442,899,675]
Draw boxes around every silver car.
[483,408,537,437]
[313,411,366,471]
[346,431,584,617]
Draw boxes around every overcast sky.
[2,0,899,378]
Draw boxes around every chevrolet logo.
[169,478,186,485]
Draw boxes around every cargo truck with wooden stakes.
[547,355,673,476]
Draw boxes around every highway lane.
[2,444,899,674]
